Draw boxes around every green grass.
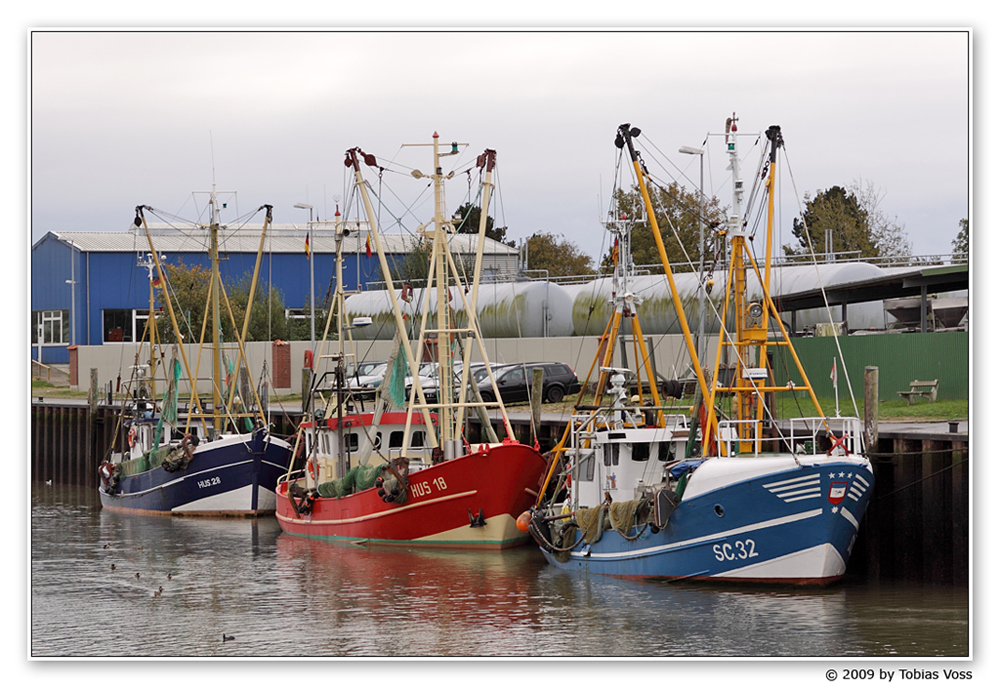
[769,395,966,421]
[545,392,967,422]
[30,379,968,421]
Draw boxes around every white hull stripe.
[276,489,478,526]
[413,514,522,544]
[112,459,288,498]
[763,474,819,489]
[714,543,846,579]
[174,484,278,512]
[764,475,821,502]
[840,505,860,530]
[575,508,824,560]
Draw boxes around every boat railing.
[715,416,864,457]
[714,420,765,457]
[568,410,690,452]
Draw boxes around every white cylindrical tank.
[344,280,575,340]
[565,262,889,336]
[475,280,574,338]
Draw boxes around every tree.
[223,275,295,342]
[157,259,299,343]
[452,202,515,247]
[853,180,912,259]
[158,259,211,343]
[524,232,595,277]
[388,238,433,285]
[600,183,726,273]
[784,181,912,260]
[785,185,874,258]
[952,218,969,261]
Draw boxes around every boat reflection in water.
[273,534,544,655]
[31,482,967,658]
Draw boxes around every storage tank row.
[344,262,892,340]
[344,280,575,340]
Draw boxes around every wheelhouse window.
[344,432,360,453]
[631,442,651,462]
[579,451,596,481]
[603,443,620,466]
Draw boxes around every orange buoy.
[516,510,532,533]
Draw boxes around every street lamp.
[64,239,78,347]
[679,146,706,361]
[294,203,316,355]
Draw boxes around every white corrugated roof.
[44,224,518,256]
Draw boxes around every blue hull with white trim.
[539,455,873,585]
[99,428,293,517]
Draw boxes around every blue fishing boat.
[98,190,292,516]
[521,120,873,584]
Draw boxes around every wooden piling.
[864,366,878,448]
[530,367,544,445]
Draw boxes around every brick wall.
[272,340,290,390]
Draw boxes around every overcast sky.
[29,29,969,261]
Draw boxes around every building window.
[31,310,69,346]
[103,309,151,343]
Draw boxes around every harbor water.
[30,481,969,660]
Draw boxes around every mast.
[727,115,755,450]
[345,147,439,447]
[346,134,518,461]
[453,149,500,442]
[209,189,224,435]
[134,206,206,428]
[137,251,160,400]
[706,118,828,454]
[615,124,715,431]
[429,132,458,454]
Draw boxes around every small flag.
[304,234,311,258]
[365,234,372,258]
[151,270,163,288]
[830,359,837,385]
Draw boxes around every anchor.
[467,508,486,528]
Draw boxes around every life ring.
[307,457,319,482]
[127,427,137,449]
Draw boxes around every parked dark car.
[478,362,581,404]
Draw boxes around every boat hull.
[99,430,293,517]
[539,457,873,585]
[276,442,547,549]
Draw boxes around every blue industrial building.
[31,222,518,364]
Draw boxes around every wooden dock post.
[864,366,879,449]
[530,367,544,445]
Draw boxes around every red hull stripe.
[276,490,477,526]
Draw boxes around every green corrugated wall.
[770,331,969,401]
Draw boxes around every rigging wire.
[781,145,862,419]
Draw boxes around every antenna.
[209,130,217,191]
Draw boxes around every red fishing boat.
[275,135,548,548]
